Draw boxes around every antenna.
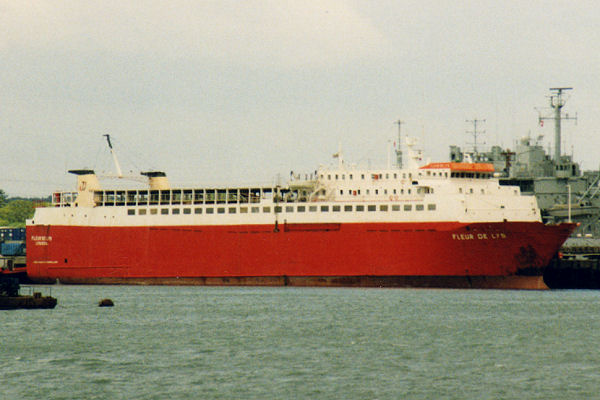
[395,120,404,168]
[538,87,576,161]
[466,118,486,157]
[103,134,123,178]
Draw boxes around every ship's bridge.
[420,162,495,179]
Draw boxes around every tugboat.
[0,277,57,309]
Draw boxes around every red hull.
[26,221,574,288]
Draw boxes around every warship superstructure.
[450,88,600,237]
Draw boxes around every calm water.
[2,286,600,399]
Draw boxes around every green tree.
[0,200,36,227]
[0,190,7,207]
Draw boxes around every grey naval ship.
[448,88,600,288]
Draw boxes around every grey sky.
[1,0,598,197]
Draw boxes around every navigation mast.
[395,120,404,168]
[539,87,577,162]
[466,118,485,159]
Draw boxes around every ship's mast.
[103,134,123,178]
[539,87,576,162]
[466,118,485,158]
[395,120,404,168]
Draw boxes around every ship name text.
[31,235,53,246]
[452,233,507,241]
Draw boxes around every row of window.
[92,185,436,207]
[322,171,450,180]
[321,170,491,181]
[339,187,433,196]
[127,203,437,216]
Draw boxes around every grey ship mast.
[538,87,577,162]
[395,120,404,168]
[466,118,486,160]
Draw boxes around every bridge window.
[160,191,170,205]
[172,190,182,205]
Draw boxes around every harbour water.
[2,286,600,399]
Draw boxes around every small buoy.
[99,298,114,307]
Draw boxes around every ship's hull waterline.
[27,221,575,289]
